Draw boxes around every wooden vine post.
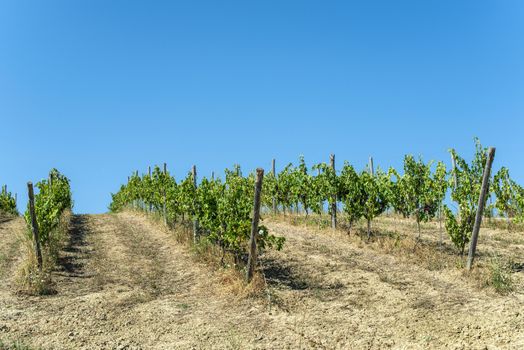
[450,152,461,220]
[135,170,139,209]
[192,165,199,242]
[27,182,43,271]
[272,158,277,215]
[162,163,167,225]
[318,168,322,215]
[247,168,264,283]
[148,166,153,213]
[367,156,375,237]
[466,147,496,271]
[330,154,337,230]
[451,152,459,190]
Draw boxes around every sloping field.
[0,213,522,349]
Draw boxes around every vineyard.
[108,138,519,263]
[109,165,284,267]
[0,139,523,349]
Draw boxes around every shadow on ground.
[56,214,90,278]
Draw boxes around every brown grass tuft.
[16,210,72,295]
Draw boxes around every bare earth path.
[0,213,523,349]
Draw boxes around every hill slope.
[0,213,523,349]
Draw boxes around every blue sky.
[1,0,523,213]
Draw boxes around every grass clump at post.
[18,169,73,295]
[485,256,514,295]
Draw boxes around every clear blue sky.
[1,0,523,214]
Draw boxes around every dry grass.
[271,213,462,270]
[122,209,269,300]
[16,210,72,295]
[466,256,516,295]
[483,217,524,232]
[268,212,523,294]
[216,268,267,299]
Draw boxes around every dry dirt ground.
[0,212,523,349]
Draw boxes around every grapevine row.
[111,138,522,258]
[109,165,285,264]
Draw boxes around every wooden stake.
[439,204,443,246]
[247,168,264,282]
[466,147,496,271]
[330,154,337,229]
[148,166,153,213]
[317,168,323,215]
[163,163,167,225]
[192,165,199,242]
[139,170,142,210]
[272,158,277,214]
[27,182,43,271]
[367,156,374,237]
[451,152,458,190]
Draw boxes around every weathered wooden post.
[367,156,375,238]
[27,182,43,271]
[247,168,264,283]
[451,152,459,190]
[318,167,323,215]
[163,163,168,225]
[135,170,139,209]
[330,154,337,229]
[272,159,277,215]
[439,204,443,246]
[192,165,199,242]
[148,166,153,213]
[466,147,496,270]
